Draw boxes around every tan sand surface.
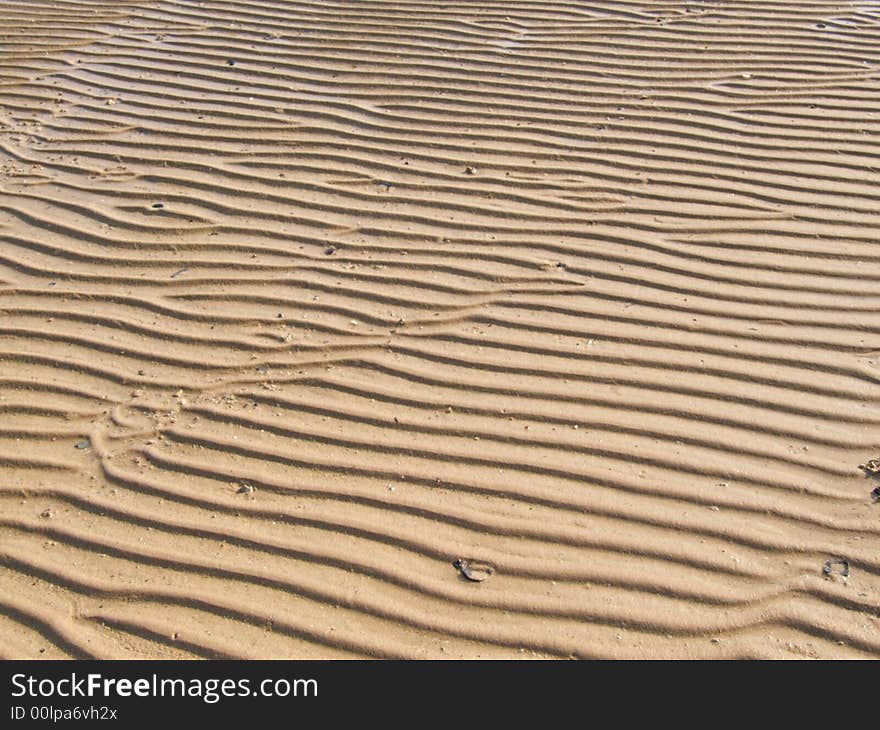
[1,0,879,659]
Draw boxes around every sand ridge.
[1,0,879,659]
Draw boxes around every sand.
[1,0,879,660]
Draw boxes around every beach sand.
[1,0,879,659]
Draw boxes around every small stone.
[324,246,337,255]
[237,484,254,495]
[40,508,54,519]
[151,202,164,209]
[464,166,477,175]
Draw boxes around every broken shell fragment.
[453,558,495,582]
[822,557,849,578]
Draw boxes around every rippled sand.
[1,0,879,659]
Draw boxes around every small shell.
[453,558,495,582]
[822,557,849,578]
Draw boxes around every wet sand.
[1,0,879,658]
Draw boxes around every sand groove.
[2,0,880,659]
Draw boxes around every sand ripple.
[1,0,879,659]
